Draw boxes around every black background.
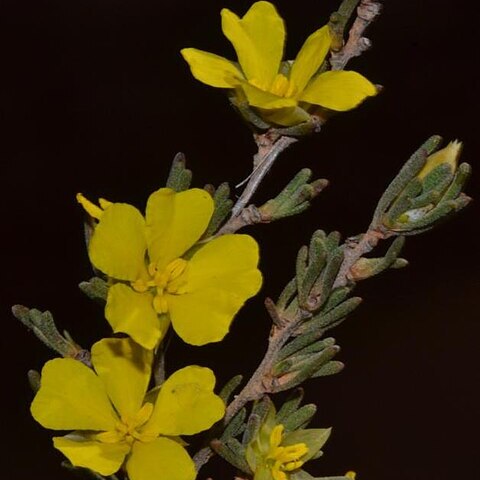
[1,1,479,479]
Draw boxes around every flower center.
[250,74,297,98]
[131,258,188,314]
[95,403,156,446]
[266,425,308,480]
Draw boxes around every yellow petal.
[168,234,262,345]
[31,358,118,431]
[105,284,167,350]
[145,366,225,436]
[180,48,243,88]
[241,81,298,109]
[417,140,462,180]
[53,434,129,476]
[91,338,153,419]
[145,188,214,269]
[126,437,196,480]
[258,105,311,127]
[221,1,285,87]
[290,25,332,94]
[89,203,147,281]
[300,70,377,111]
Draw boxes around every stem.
[333,225,391,289]
[223,134,297,223]
[330,0,382,71]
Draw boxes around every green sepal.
[166,152,192,191]
[283,428,332,462]
[219,374,244,403]
[203,182,234,237]
[78,277,108,302]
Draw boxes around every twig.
[218,135,297,235]
[330,0,382,71]
[333,226,391,288]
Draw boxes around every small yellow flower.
[246,408,332,480]
[265,425,309,480]
[77,187,262,349]
[31,337,225,480]
[181,1,377,127]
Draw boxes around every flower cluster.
[31,186,262,479]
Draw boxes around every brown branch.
[330,0,382,71]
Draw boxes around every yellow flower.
[31,337,225,480]
[246,407,332,480]
[77,187,262,349]
[181,1,377,127]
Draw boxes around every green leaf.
[166,152,192,191]
[219,374,243,403]
[78,277,108,302]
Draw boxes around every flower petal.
[290,25,332,94]
[145,188,214,269]
[31,358,117,431]
[53,434,129,476]
[126,437,196,480]
[221,1,285,87]
[258,105,311,127]
[180,48,243,88]
[91,337,153,419]
[89,203,147,281]
[241,81,298,109]
[168,234,262,345]
[300,70,377,111]
[145,366,225,436]
[105,283,167,350]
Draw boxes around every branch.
[330,0,382,71]
[218,134,297,235]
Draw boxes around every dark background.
[1,0,478,479]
